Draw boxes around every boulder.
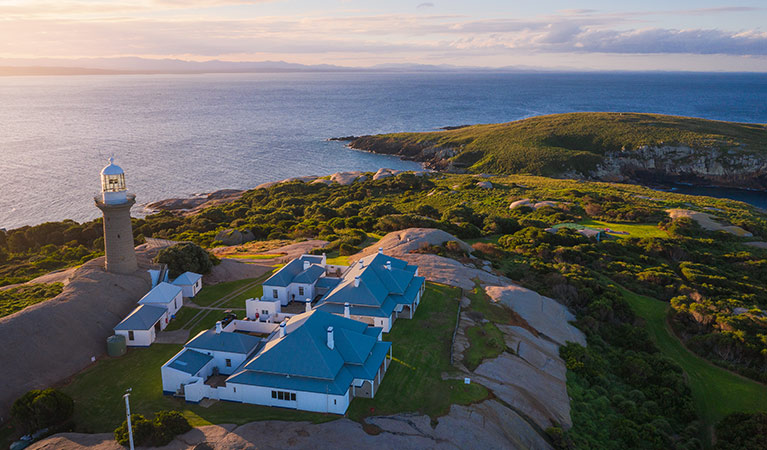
[330,171,365,185]
[373,168,401,180]
[510,199,533,209]
[214,229,254,246]
[311,178,333,185]
[485,285,586,347]
[476,181,493,189]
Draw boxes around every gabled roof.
[229,310,391,394]
[263,255,325,288]
[114,304,166,331]
[167,349,213,375]
[186,329,262,354]
[293,265,325,284]
[316,252,423,313]
[172,272,202,286]
[138,282,182,305]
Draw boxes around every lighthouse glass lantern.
[101,157,128,204]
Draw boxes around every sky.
[0,0,766,71]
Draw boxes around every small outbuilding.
[172,271,203,298]
[138,282,183,316]
[114,304,169,347]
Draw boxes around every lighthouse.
[94,157,138,274]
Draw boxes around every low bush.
[114,410,191,447]
[11,389,74,434]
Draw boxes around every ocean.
[1,71,766,229]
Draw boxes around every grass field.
[577,219,667,238]
[163,307,201,331]
[353,112,767,176]
[619,287,767,440]
[60,282,485,433]
[191,278,262,307]
[347,283,488,421]
[220,283,264,309]
[463,323,506,371]
[60,344,333,433]
[0,283,63,318]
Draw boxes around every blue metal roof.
[315,277,341,289]
[167,349,213,375]
[263,255,326,287]
[293,265,325,284]
[114,304,166,331]
[138,282,182,305]
[172,272,202,286]
[186,329,262,354]
[228,310,391,394]
[315,253,422,314]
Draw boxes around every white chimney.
[378,247,383,254]
[344,302,350,318]
[327,326,335,350]
[279,322,286,338]
[353,276,360,287]
[386,261,392,271]
[305,299,312,312]
[303,260,311,271]
[215,321,222,334]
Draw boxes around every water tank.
[107,334,127,357]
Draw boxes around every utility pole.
[123,388,134,450]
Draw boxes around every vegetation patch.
[463,322,506,371]
[61,344,334,433]
[0,283,63,318]
[347,283,488,421]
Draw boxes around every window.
[298,286,304,296]
[262,310,268,315]
[128,331,134,341]
[334,399,337,405]
[291,393,296,401]
[273,289,278,298]
[233,387,236,393]
[278,391,284,400]
[272,390,295,401]
[272,391,277,399]
[225,359,231,367]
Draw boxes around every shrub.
[152,410,192,446]
[155,242,214,278]
[339,243,361,256]
[715,412,767,450]
[11,388,74,434]
[114,411,191,447]
[114,414,154,447]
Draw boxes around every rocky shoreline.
[338,134,767,191]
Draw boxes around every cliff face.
[351,135,767,189]
[589,145,767,189]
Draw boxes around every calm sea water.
[1,72,766,229]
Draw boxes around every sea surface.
[1,72,766,229]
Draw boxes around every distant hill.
[348,112,767,189]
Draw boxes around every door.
[154,321,161,333]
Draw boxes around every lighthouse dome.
[101,157,124,176]
[100,157,128,204]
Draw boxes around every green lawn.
[60,344,334,433]
[191,278,261,307]
[225,254,282,260]
[619,287,767,436]
[325,255,350,266]
[0,283,63,318]
[163,307,202,332]
[220,284,263,309]
[577,219,667,238]
[463,322,506,371]
[187,309,245,338]
[60,282,486,434]
[347,283,488,421]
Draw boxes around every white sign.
[464,377,471,385]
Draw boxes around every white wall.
[116,329,153,347]
[224,319,278,334]
[245,299,281,321]
[189,348,251,375]
[230,384,350,414]
[161,350,217,393]
[168,291,183,316]
[263,285,288,305]
[287,282,314,304]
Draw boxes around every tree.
[11,389,74,434]
[153,410,192,445]
[155,242,214,278]
[715,412,767,450]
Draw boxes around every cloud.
[417,2,434,8]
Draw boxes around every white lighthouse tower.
[94,158,138,274]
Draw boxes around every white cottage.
[114,304,169,347]
[138,282,183,316]
[172,272,203,298]
[261,254,328,306]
